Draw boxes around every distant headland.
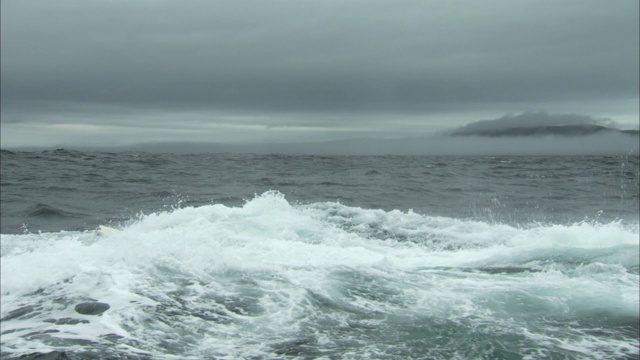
[451,124,639,137]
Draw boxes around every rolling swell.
[24,204,80,219]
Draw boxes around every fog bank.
[7,132,634,156]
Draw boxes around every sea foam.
[1,191,638,358]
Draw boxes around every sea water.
[1,150,638,359]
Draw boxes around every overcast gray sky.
[1,0,638,150]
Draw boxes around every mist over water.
[1,150,638,359]
[39,131,638,156]
[296,132,640,156]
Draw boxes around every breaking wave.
[1,191,638,359]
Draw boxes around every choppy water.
[1,149,638,359]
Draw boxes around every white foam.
[96,225,120,237]
[1,191,638,358]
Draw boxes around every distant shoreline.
[451,124,640,137]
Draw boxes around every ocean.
[1,149,638,359]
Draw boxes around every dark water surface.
[1,149,638,359]
[2,149,638,233]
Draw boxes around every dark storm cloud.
[2,0,638,117]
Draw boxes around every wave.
[24,204,81,219]
[1,191,638,359]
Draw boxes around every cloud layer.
[1,0,638,149]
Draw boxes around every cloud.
[2,1,638,116]
[1,0,638,149]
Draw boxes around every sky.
[1,0,638,153]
